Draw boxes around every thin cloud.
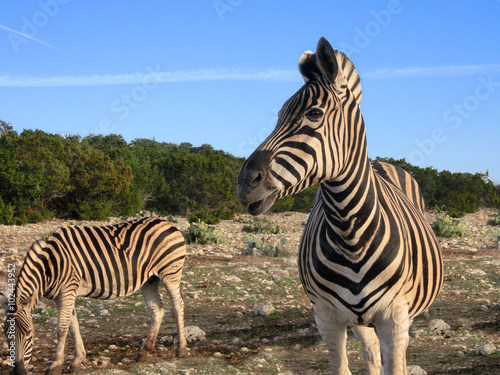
[0,23,65,53]
[1,64,499,88]
[0,68,299,87]
[362,64,500,79]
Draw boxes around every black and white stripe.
[1,217,187,375]
[237,37,443,374]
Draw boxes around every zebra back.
[17,217,186,303]
[371,161,426,213]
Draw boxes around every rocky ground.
[0,209,499,374]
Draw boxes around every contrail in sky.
[1,65,499,88]
[0,23,65,53]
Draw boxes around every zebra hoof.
[176,347,188,358]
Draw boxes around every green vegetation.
[487,211,500,226]
[431,215,472,238]
[376,157,500,218]
[0,122,499,225]
[241,235,288,257]
[184,221,226,245]
[242,217,284,234]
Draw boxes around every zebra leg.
[351,326,383,375]
[313,303,351,375]
[68,307,86,373]
[164,281,187,357]
[47,291,78,375]
[137,276,165,361]
[375,303,410,375]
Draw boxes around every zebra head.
[1,293,34,375]
[237,37,364,215]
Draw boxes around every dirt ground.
[0,210,499,374]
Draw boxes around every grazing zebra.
[1,217,187,375]
[237,37,443,374]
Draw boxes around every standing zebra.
[1,217,187,375]
[237,37,443,374]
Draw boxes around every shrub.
[487,211,500,226]
[0,197,14,224]
[187,206,237,225]
[166,215,178,223]
[242,218,284,234]
[188,209,221,225]
[432,215,472,238]
[184,221,226,245]
[241,235,287,257]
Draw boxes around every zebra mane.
[333,49,362,104]
[299,38,363,104]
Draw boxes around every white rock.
[475,343,497,356]
[469,268,486,275]
[160,335,175,345]
[222,275,242,282]
[254,304,275,316]
[429,319,450,335]
[407,365,427,375]
[184,326,206,342]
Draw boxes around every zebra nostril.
[250,171,263,187]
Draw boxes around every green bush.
[183,221,226,245]
[166,215,178,223]
[242,217,284,234]
[188,209,221,225]
[487,211,500,226]
[0,197,14,224]
[432,215,472,238]
[241,235,287,257]
[2,124,499,225]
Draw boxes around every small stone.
[240,347,249,353]
[160,335,174,345]
[213,352,222,358]
[254,304,275,316]
[407,365,427,375]
[469,268,486,275]
[479,305,488,311]
[456,351,465,357]
[475,344,497,356]
[98,356,110,366]
[410,329,424,339]
[184,326,206,342]
[108,344,117,350]
[429,319,450,335]
[98,309,109,316]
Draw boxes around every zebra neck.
[16,251,49,311]
[319,157,381,254]
[15,278,42,313]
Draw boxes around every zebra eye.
[305,108,323,121]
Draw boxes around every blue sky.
[1,1,499,182]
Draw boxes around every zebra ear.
[298,51,322,83]
[0,292,8,312]
[315,36,339,83]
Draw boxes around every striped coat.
[237,37,443,374]
[1,217,187,375]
